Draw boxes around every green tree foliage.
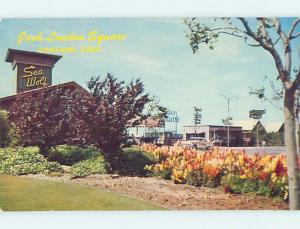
[193,106,202,126]
[265,132,285,146]
[0,110,12,147]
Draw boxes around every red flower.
[224,186,232,193]
[275,159,287,176]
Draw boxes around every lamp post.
[220,94,237,147]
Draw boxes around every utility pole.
[220,94,237,147]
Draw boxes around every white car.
[180,137,213,150]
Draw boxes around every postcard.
[0,18,299,211]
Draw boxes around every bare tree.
[184,17,300,209]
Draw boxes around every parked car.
[180,137,213,150]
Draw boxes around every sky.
[0,18,299,133]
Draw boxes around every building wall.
[183,125,243,146]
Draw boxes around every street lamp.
[220,94,237,147]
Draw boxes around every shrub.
[115,147,155,176]
[0,147,63,175]
[70,155,108,178]
[186,170,204,186]
[257,182,273,198]
[151,168,172,180]
[48,145,101,165]
[0,110,13,147]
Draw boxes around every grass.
[0,174,164,211]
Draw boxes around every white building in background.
[232,120,284,146]
[127,117,165,138]
[264,122,284,133]
[183,125,243,146]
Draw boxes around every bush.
[48,145,101,165]
[221,174,287,199]
[151,169,172,180]
[186,170,204,187]
[0,147,63,175]
[221,175,245,194]
[0,110,12,147]
[70,155,108,178]
[115,147,155,176]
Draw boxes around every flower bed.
[143,144,289,200]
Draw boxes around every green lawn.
[0,175,164,211]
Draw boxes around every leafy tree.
[144,95,168,121]
[193,106,202,135]
[249,75,284,111]
[9,73,154,170]
[74,74,151,167]
[184,17,300,209]
[9,87,84,157]
[193,106,202,126]
[0,110,12,147]
[266,132,285,146]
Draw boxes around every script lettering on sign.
[21,65,48,88]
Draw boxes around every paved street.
[218,146,287,155]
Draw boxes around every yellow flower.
[238,155,244,166]
[240,174,247,179]
[271,172,277,183]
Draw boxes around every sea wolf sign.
[5,49,62,93]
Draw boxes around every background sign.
[166,110,179,123]
[249,109,266,120]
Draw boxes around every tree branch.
[238,18,290,88]
[291,32,300,39]
[272,17,287,43]
[288,18,300,39]
[291,67,300,91]
[215,31,244,38]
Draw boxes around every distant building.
[233,120,285,146]
[264,122,284,134]
[264,122,285,146]
[183,125,243,146]
[232,120,265,146]
[127,117,182,145]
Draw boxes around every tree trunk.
[295,116,299,153]
[39,145,50,158]
[295,90,300,153]
[284,90,300,209]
